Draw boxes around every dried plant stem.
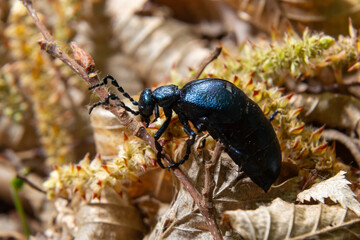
[21,0,223,238]
[190,47,222,81]
[201,141,225,240]
[202,141,224,206]
[16,174,70,201]
[16,174,47,195]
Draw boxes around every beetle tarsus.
[268,110,280,122]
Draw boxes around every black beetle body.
[89,76,282,192]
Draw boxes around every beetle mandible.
[89,75,282,192]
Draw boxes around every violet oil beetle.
[89,75,281,192]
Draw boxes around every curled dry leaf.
[126,167,174,203]
[297,171,360,216]
[148,137,301,239]
[90,107,134,158]
[290,92,360,136]
[45,189,146,239]
[75,188,146,239]
[322,129,360,168]
[223,198,360,240]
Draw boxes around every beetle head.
[139,88,155,127]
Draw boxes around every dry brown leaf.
[106,0,210,85]
[297,171,360,216]
[45,198,77,239]
[224,198,360,240]
[126,167,174,203]
[45,188,146,239]
[224,0,360,36]
[75,188,146,240]
[90,107,133,158]
[152,0,222,24]
[147,136,301,239]
[322,129,360,168]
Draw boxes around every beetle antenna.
[89,93,140,115]
[89,75,139,106]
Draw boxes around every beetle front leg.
[167,115,196,168]
[155,141,165,168]
[153,108,172,168]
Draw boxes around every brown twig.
[190,47,222,81]
[16,173,70,201]
[200,141,225,240]
[21,0,223,238]
[202,141,224,207]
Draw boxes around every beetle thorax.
[152,85,179,108]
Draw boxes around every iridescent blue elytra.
[89,77,282,192]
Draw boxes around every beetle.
[89,75,282,192]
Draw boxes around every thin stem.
[190,47,222,81]
[16,174,70,201]
[200,141,225,240]
[202,141,224,206]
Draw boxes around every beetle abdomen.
[228,134,281,192]
[206,116,281,192]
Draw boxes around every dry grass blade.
[224,198,360,240]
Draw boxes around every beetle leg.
[152,105,160,123]
[268,110,279,122]
[153,108,172,168]
[155,141,165,168]
[226,144,244,158]
[154,108,172,140]
[167,115,196,168]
